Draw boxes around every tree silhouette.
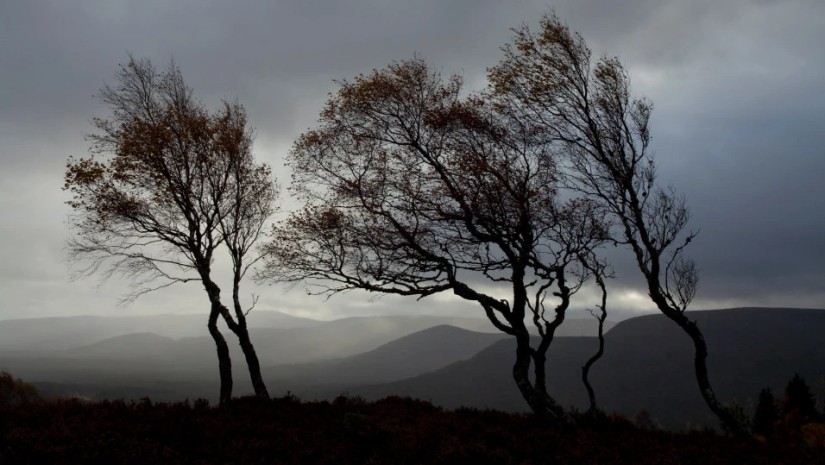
[578,252,610,414]
[783,374,819,422]
[259,58,609,422]
[487,13,745,435]
[64,56,275,403]
[753,387,778,437]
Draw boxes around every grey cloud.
[0,0,823,321]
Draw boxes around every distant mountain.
[36,314,516,368]
[14,307,821,430]
[244,314,608,365]
[590,307,825,428]
[238,315,502,365]
[0,309,612,356]
[16,314,610,366]
[0,311,322,352]
[68,333,178,359]
[266,325,509,386]
[2,314,611,401]
[349,308,825,429]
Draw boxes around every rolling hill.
[265,325,509,386]
[5,307,822,430]
[348,307,825,429]
[0,314,610,400]
[0,311,322,352]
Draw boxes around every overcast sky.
[1,0,823,323]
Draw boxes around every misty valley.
[2,308,823,430]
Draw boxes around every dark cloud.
[1,0,823,320]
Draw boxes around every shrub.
[0,371,41,409]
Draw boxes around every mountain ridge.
[347,307,825,428]
[5,306,823,430]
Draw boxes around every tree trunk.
[512,335,565,422]
[229,276,269,399]
[581,274,607,414]
[207,305,232,405]
[671,312,746,436]
[642,245,746,435]
[203,274,269,400]
[581,320,604,414]
[233,321,270,399]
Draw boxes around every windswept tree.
[487,14,745,434]
[577,251,610,414]
[259,59,609,421]
[64,56,275,403]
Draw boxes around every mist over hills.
[0,312,611,401]
[349,308,825,429]
[1,307,823,429]
[0,311,320,352]
[266,325,510,386]
[58,314,505,366]
[3,312,611,365]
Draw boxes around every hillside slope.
[266,325,509,385]
[352,308,825,429]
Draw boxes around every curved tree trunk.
[203,274,269,400]
[207,305,232,405]
[581,321,604,414]
[232,320,269,399]
[203,275,236,404]
[627,198,746,435]
[581,272,607,414]
[526,270,571,423]
[670,311,745,436]
[644,274,746,435]
[512,335,565,422]
[530,351,566,419]
[230,278,269,399]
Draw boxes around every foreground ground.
[1,394,822,465]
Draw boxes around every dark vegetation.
[1,373,823,465]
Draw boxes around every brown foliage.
[63,56,277,402]
[64,56,272,296]
[259,58,611,420]
[488,13,741,434]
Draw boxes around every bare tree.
[259,59,609,422]
[487,14,745,434]
[64,56,275,403]
[578,252,610,414]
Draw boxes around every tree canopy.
[486,13,742,434]
[260,58,610,420]
[64,56,276,402]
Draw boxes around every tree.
[213,111,275,400]
[783,374,818,422]
[753,387,778,437]
[259,58,609,422]
[578,252,610,414]
[487,14,746,435]
[64,56,275,403]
